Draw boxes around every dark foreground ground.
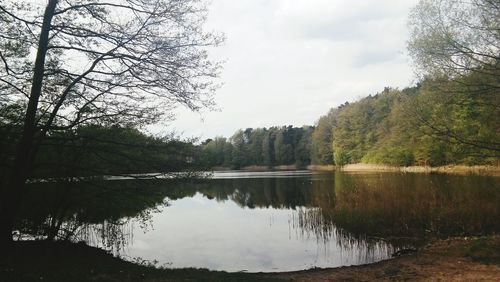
[1,236,499,282]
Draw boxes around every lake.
[16,171,500,272]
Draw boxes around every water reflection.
[15,172,500,272]
[114,193,396,272]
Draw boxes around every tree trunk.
[0,0,58,246]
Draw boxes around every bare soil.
[267,236,500,281]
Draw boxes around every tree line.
[199,126,314,169]
[200,76,498,169]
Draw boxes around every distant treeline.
[199,126,314,169]
[201,75,499,168]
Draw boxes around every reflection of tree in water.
[191,173,499,241]
[328,172,500,238]
[16,173,500,253]
[290,207,396,262]
[15,179,170,248]
[71,219,136,255]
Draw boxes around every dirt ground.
[267,236,500,281]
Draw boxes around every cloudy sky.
[164,0,419,139]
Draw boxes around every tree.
[247,128,265,165]
[402,77,500,158]
[408,0,500,80]
[200,136,230,167]
[261,128,275,167]
[311,109,336,165]
[273,129,286,165]
[230,129,247,168]
[407,0,500,155]
[0,0,222,245]
[294,126,313,168]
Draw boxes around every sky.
[161,0,419,140]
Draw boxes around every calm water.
[17,171,500,272]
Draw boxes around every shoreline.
[267,235,500,281]
[214,163,500,176]
[307,163,500,176]
[2,236,498,281]
[340,163,500,176]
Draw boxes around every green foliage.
[305,0,500,168]
[362,148,415,167]
[329,88,401,165]
[201,73,498,170]
[311,110,336,165]
[311,77,498,167]
[406,76,499,165]
[200,126,314,169]
[333,149,349,166]
[294,126,313,167]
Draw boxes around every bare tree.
[0,0,222,245]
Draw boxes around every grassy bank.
[306,164,336,171]
[1,236,499,281]
[309,163,500,176]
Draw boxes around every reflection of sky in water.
[211,170,316,179]
[113,193,394,272]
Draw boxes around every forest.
[200,73,499,169]
[198,126,314,169]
